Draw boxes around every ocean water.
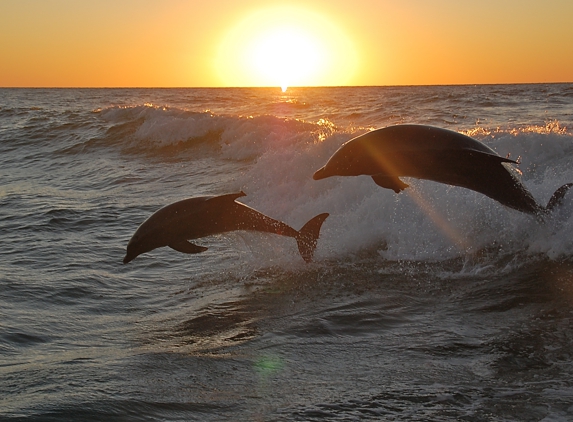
[2,84,573,421]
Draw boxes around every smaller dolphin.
[123,192,328,264]
[313,124,572,217]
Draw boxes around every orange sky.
[1,0,572,87]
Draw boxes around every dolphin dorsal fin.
[470,150,517,165]
[206,191,246,205]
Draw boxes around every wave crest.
[97,104,337,160]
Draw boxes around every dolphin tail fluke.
[295,213,329,263]
[545,183,573,212]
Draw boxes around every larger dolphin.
[123,192,329,264]
[313,124,572,216]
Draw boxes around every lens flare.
[363,141,470,251]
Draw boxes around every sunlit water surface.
[2,85,573,420]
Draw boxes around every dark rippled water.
[2,85,573,421]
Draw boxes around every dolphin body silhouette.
[123,192,329,264]
[313,124,572,217]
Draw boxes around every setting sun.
[249,26,325,91]
[215,6,357,89]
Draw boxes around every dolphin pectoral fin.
[168,241,208,254]
[372,174,409,193]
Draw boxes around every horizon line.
[1,81,572,89]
